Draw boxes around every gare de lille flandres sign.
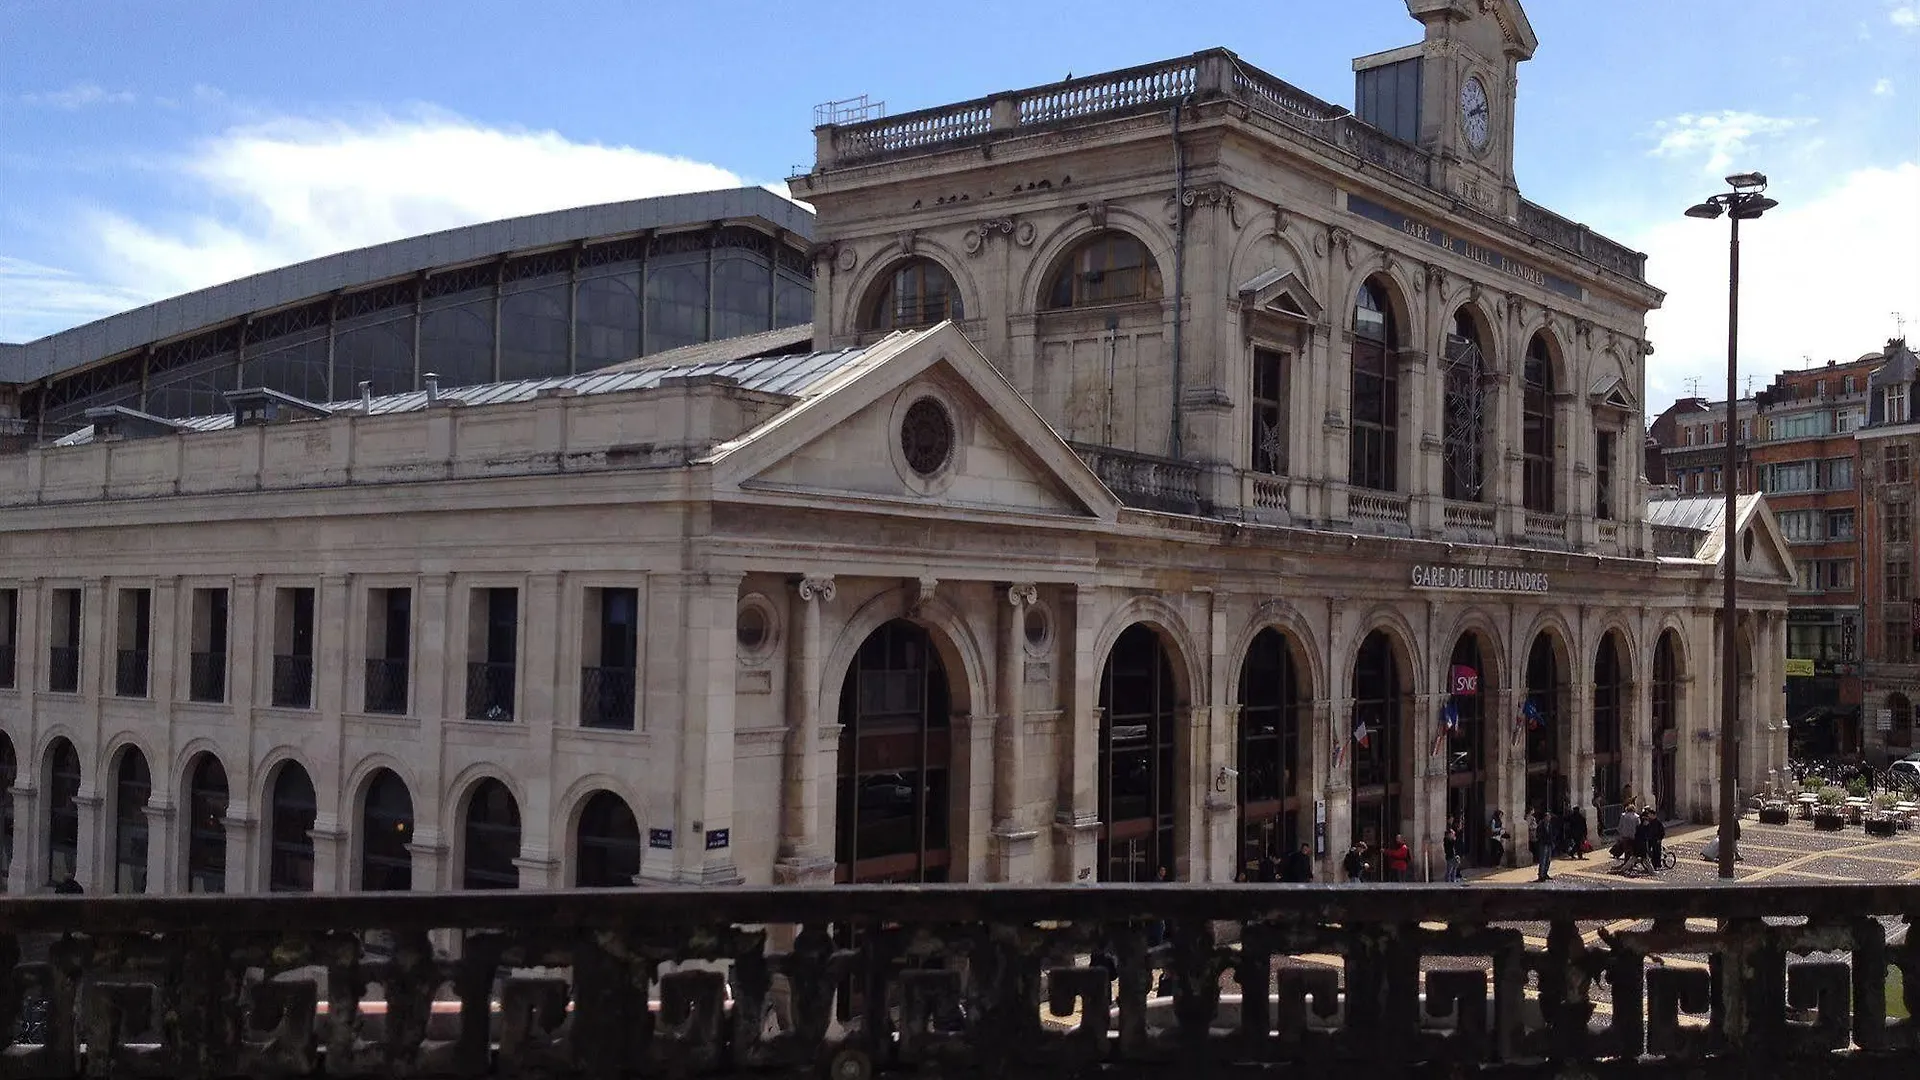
[1409,564,1551,594]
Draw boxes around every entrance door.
[1238,628,1304,878]
[1524,636,1565,813]
[1350,631,1403,878]
[835,620,952,883]
[1099,625,1178,882]
[1444,636,1489,865]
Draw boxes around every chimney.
[359,381,373,413]
[424,372,440,404]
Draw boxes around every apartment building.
[1855,339,1920,763]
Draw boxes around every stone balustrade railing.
[814,48,1646,283]
[1,885,1916,1077]
[1351,491,1412,526]
[1070,442,1205,515]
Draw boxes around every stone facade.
[0,1,1793,896]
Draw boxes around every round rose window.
[900,398,955,477]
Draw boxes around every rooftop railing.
[813,48,1646,283]
[0,884,1914,1077]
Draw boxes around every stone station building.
[0,0,1792,896]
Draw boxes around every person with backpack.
[1343,841,1373,882]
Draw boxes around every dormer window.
[224,387,332,426]
[1887,384,1909,425]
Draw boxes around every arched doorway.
[113,748,151,893]
[1651,631,1681,816]
[0,735,14,892]
[45,739,81,887]
[574,791,641,887]
[1237,628,1306,878]
[1523,634,1568,813]
[463,778,521,889]
[1099,624,1180,882]
[1444,634,1492,866]
[185,754,228,893]
[361,769,414,891]
[835,619,953,883]
[1350,629,1407,874]
[1592,632,1628,817]
[268,763,316,892]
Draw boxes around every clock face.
[1460,76,1492,153]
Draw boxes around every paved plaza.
[1475,815,1920,887]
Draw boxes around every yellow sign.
[1784,658,1816,677]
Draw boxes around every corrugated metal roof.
[52,344,872,447]
[1644,495,1729,533]
[598,323,814,374]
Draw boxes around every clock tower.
[1352,0,1537,218]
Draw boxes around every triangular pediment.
[1237,268,1323,322]
[1590,372,1637,413]
[706,323,1121,521]
[1697,494,1795,586]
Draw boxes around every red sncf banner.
[1450,665,1479,696]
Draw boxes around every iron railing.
[189,650,226,703]
[271,654,313,709]
[114,648,149,698]
[0,884,1914,1077]
[581,665,637,730]
[47,645,79,693]
[363,657,410,715]
[465,660,516,722]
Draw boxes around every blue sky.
[3,0,1916,409]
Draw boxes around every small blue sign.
[705,828,730,851]
[648,828,674,850]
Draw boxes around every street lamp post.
[1686,172,1779,880]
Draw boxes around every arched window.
[114,750,151,893]
[1523,334,1557,513]
[1237,628,1305,877]
[836,620,953,883]
[574,791,641,887]
[1349,279,1398,491]
[0,735,14,892]
[864,258,964,330]
[1524,636,1564,812]
[1350,630,1404,871]
[1890,693,1914,750]
[1651,631,1680,816]
[1592,634,1626,808]
[1099,624,1178,882]
[361,769,413,891]
[269,763,317,892]
[186,754,228,894]
[1443,308,1489,501]
[1045,233,1163,309]
[1445,635,1490,865]
[463,778,522,890]
[45,740,81,885]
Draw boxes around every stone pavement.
[1470,815,1920,887]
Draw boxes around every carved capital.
[1007,583,1039,607]
[796,576,836,603]
[1272,205,1292,236]
[1087,200,1109,229]
[912,575,939,613]
[1328,226,1355,269]
[1425,263,1447,291]
[896,230,917,256]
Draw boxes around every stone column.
[1304,699,1332,877]
[415,574,451,721]
[73,792,103,893]
[1325,696,1353,879]
[222,813,258,893]
[671,572,744,885]
[950,712,994,883]
[1491,684,1525,867]
[309,819,346,892]
[1569,670,1594,815]
[231,577,261,710]
[81,581,106,700]
[1411,692,1443,881]
[990,585,1039,881]
[1051,585,1101,883]
[514,853,559,890]
[522,573,562,735]
[1292,324,1334,519]
[775,576,835,885]
[7,785,37,893]
[1202,703,1240,883]
[142,799,178,894]
[408,828,449,891]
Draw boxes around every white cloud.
[1648,111,1817,177]
[0,257,154,342]
[2,110,763,339]
[1632,163,1920,407]
[1874,77,1896,96]
[16,83,136,109]
[1892,3,1919,29]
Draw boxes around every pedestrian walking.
[1282,842,1314,883]
[1343,841,1372,882]
[1384,834,1411,882]
[1532,808,1557,882]
[1443,826,1463,883]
